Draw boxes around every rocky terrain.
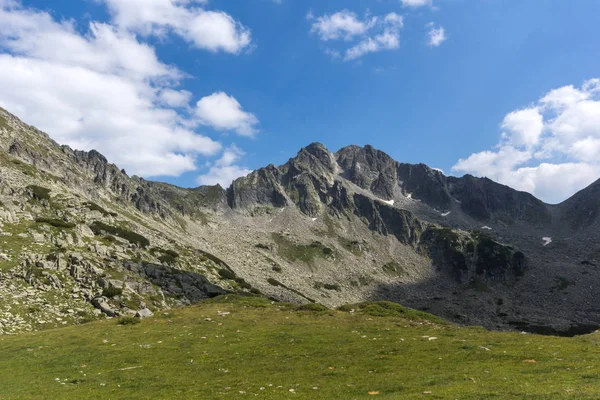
[0,106,599,336]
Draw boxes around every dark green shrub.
[235,277,252,290]
[118,316,141,325]
[324,283,341,291]
[337,304,354,312]
[103,234,117,243]
[272,265,282,272]
[89,221,149,248]
[85,202,118,217]
[102,286,123,298]
[218,268,236,280]
[28,305,42,313]
[162,249,179,258]
[158,254,177,265]
[267,278,281,286]
[297,303,329,313]
[151,247,179,258]
[27,185,51,201]
[35,218,76,229]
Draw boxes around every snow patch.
[406,193,413,199]
[441,211,451,217]
[311,218,317,222]
[481,226,492,230]
[542,237,552,246]
[381,199,395,206]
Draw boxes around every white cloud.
[0,1,224,177]
[500,107,544,147]
[452,79,600,203]
[195,92,259,137]
[453,146,532,175]
[0,4,179,80]
[197,145,252,187]
[426,23,446,47]
[159,88,192,108]
[402,0,432,8]
[310,10,374,41]
[540,85,589,110]
[100,0,252,54]
[310,10,404,61]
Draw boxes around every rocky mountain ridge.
[0,107,599,336]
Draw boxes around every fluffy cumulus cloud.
[195,92,259,137]
[100,0,252,53]
[0,0,255,179]
[426,23,447,47]
[309,10,404,61]
[197,145,252,187]
[452,79,600,203]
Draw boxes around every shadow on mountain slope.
[367,273,600,337]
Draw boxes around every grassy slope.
[0,297,599,399]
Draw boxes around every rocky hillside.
[0,107,599,336]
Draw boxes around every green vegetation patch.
[84,202,118,217]
[382,261,407,276]
[314,282,341,291]
[26,185,51,201]
[343,301,446,324]
[0,300,598,399]
[338,238,365,256]
[102,286,123,298]
[217,268,236,280]
[272,233,335,266]
[89,221,149,248]
[35,218,76,229]
[296,303,330,313]
[204,294,272,308]
[267,278,282,286]
[11,159,38,176]
[150,248,180,265]
[118,316,140,325]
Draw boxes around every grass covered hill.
[0,295,599,399]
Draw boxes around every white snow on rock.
[406,193,413,199]
[311,218,317,222]
[542,237,552,246]
[441,212,451,217]
[381,199,395,206]
[481,226,492,230]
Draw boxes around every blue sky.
[0,0,599,203]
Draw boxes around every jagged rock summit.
[1,107,599,336]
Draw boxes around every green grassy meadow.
[0,296,599,399]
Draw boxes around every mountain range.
[1,106,599,337]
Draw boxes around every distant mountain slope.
[1,106,599,336]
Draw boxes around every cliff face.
[1,106,599,336]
